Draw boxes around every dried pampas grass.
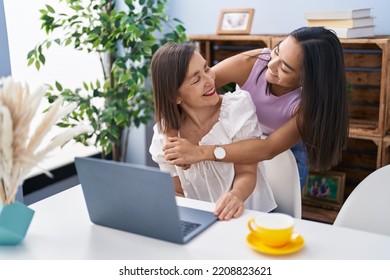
[0,77,90,205]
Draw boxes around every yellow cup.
[248,213,294,247]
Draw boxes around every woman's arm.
[164,116,301,165]
[213,48,262,88]
[172,176,184,197]
[214,163,256,220]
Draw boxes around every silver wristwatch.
[213,145,226,161]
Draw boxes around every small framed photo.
[302,171,346,210]
[217,8,254,35]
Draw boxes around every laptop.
[75,157,218,244]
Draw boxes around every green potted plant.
[27,0,187,161]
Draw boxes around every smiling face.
[266,36,303,95]
[177,51,218,111]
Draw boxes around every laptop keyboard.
[180,220,201,237]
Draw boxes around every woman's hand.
[163,136,191,169]
[163,137,205,165]
[214,192,245,220]
[215,163,256,220]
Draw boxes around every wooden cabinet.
[189,34,390,224]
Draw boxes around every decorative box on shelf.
[339,37,390,137]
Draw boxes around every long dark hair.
[292,26,349,171]
[150,43,196,133]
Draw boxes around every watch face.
[214,146,226,160]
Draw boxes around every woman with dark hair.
[164,26,349,185]
[149,43,276,220]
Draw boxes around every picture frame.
[217,8,254,35]
[302,171,346,210]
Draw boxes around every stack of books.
[304,8,375,38]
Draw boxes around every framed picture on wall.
[217,8,254,35]
[302,170,346,210]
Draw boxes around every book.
[329,26,375,39]
[307,17,375,28]
[304,8,371,20]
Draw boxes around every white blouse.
[149,90,276,213]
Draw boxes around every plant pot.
[0,201,35,245]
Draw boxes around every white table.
[1,185,390,260]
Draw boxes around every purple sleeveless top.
[241,48,301,135]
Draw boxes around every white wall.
[3,0,103,91]
[167,0,390,36]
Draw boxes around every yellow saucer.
[246,232,304,255]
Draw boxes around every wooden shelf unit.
[189,34,390,224]
[336,37,390,206]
